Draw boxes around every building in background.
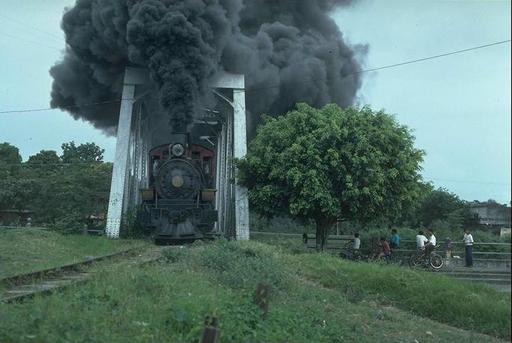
[468,200,511,232]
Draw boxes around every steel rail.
[0,246,154,303]
[0,246,146,287]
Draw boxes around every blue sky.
[0,0,510,203]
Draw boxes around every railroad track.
[0,245,166,303]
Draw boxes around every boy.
[390,229,400,249]
[378,237,391,259]
[415,230,428,251]
[351,233,361,259]
[424,229,436,255]
[353,233,361,251]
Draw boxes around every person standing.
[352,233,361,259]
[463,229,474,267]
[390,229,400,249]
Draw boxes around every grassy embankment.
[0,228,143,278]
[0,239,509,343]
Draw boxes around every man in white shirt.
[424,229,436,255]
[463,229,474,267]
[353,233,361,251]
[416,230,428,251]
[351,233,361,259]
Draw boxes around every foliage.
[250,232,310,254]
[0,240,506,342]
[250,213,314,233]
[419,188,466,228]
[27,150,61,165]
[390,181,433,227]
[61,141,105,163]
[0,142,112,232]
[0,143,23,209]
[238,103,424,250]
[416,188,479,229]
[122,208,154,238]
[197,240,290,290]
[0,142,22,165]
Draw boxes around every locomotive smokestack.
[49,0,365,133]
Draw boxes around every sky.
[0,0,510,204]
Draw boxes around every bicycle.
[408,249,444,270]
[339,241,362,261]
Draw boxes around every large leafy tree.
[0,142,22,165]
[61,141,104,163]
[392,181,434,227]
[0,143,24,209]
[238,103,424,250]
[418,188,479,229]
[27,150,61,165]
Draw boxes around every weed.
[197,240,290,290]
[0,240,507,343]
[162,247,184,263]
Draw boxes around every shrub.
[197,240,290,290]
[162,247,185,263]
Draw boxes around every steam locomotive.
[139,132,218,243]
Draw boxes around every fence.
[251,231,511,269]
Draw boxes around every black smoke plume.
[50,0,365,133]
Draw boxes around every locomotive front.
[140,133,218,243]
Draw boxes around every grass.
[0,228,143,278]
[250,232,309,253]
[0,239,509,342]
[286,253,511,339]
[252,233,510,338]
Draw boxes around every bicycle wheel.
[408,254,422,268]
[429,253,444,269]
[339,250,350,259]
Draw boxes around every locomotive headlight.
[171,143,185,157]
[171,175,184,188]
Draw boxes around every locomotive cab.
[140,133,218,243]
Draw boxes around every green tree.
[238,103,424,250]
[419,188,463,228]
[0,142,112,230]
[61,141,105,163]
[0,142,22,165]
[27,150,61,165]
[419,188,480,230]
[0,143,24,210]
[394,181,434,227]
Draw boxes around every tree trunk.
[315,217,334,251]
